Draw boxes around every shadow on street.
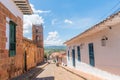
[11,62,47,80]
[34,76,54,80]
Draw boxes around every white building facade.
[65,12,120,76]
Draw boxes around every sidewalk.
[33,64,85,80]
[11,62,48,80]
[61,65,104,80]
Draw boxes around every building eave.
[13,0,33,15]
[64,11,120,45]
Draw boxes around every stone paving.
[11,62,48,80]
[11,63,104,80]
[33,64,85,80]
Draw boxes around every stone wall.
[0,2,44,80]
[0,2,23,80]
[23,37,37,71]
[37,48,44,64]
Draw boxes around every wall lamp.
[101,36,108,46]
[108,26,112,29]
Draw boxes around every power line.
[111,7,120,15]
[96,0,120,23]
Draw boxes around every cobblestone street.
[33,64,85,80]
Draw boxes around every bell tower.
[32,24,44,64]
[32,24,43,48]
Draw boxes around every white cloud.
[23,4,50,38]
[51,19,57,25]
[27,37,32,40]
[30,4,51,14]
[62,18,95,30]
[44,31,63,46]
[64,19,73,24]
[23,29,29,34]
[23,14,44,35]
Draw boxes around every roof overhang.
[13,0,33,15]
[64,11,120,45]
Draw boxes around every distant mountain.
[44,45,66,50]
[44,46,66,55]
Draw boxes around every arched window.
[36,36,40,41]
[36,30,38,33]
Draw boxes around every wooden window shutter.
[9,21,16,57]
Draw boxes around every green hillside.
[44,46,66,57]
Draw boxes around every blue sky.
[24,0,119,46]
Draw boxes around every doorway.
[72,49,76,67]
[88,43,95,66]
[24,51,27,71]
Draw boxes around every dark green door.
[24,51,27,71]
[77,46,81,61]
[88,43,95,66]
[68,50,70,60]
[9,21,16,57]
[72,49,76,67]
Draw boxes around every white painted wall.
[5,17,10,50]
[0,0,23,19]
[66,23,120,75]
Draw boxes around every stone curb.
[60,65,88,80]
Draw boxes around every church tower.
[32,24,44,64]
[32,24,43,48]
